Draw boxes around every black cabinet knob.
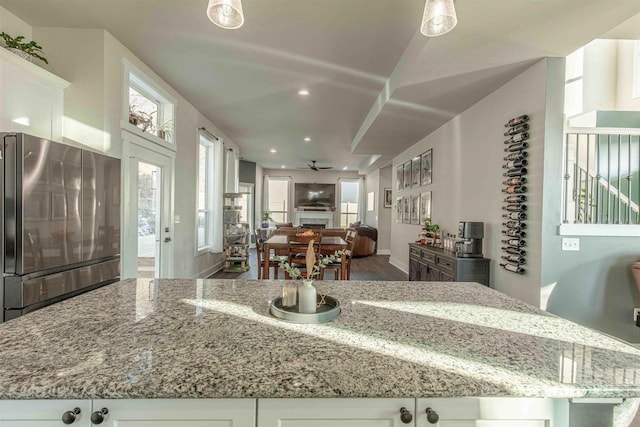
[90,408,109,425]
[61,407,81,424]
[426,407,439,424]
[400,407,413,424]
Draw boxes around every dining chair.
[344,228,358,280]
[254,230,285,279]
[285,235,320,279]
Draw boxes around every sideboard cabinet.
[408,243,490,285]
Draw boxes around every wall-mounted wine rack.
[500,114,530,275]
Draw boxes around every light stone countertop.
[0,278,639,400]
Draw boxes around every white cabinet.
[416,398,563,427]
[0,399,92,426]
[90,399,255,427]
[258,398,416,427]
[0,47,69,141]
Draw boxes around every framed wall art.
[384,188,392,208]
[411,156,421,187]
[420,191,432,223]
[421,149,432,186]
[403,196,410,223]
[403,161,411,190]
[396,165,404,191]
[396,197,403,223]
[410,194,420,224]
[367,192,375,211]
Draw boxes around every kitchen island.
[0,278,639,425]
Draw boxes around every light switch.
[561,238,580,251]
[175,215,181,224]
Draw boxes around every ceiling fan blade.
[317,166,333,169]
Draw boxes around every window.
[123,59,176,148]
[267,178,289,223]
[340,180,359,227]
[197,131,223,254]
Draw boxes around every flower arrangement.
[279,240,350,280]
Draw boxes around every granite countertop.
[0,279,639,400]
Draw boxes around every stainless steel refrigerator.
[1,133,121,321]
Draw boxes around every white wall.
[389,59,552,307]
[0,5,32,41]
[365,169,380,228]
[616,40,640,111]
[583,39,618,113]
[32,27,241,278]
[377,165,392,252]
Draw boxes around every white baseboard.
[377,249,391,255]
[198,260,225,279]
[389,257,409,274]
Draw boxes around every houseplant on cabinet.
[0,32,48,64]
[261,211,273,228]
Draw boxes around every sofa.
[322,225,377,257]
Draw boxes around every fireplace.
[295,211,334,228]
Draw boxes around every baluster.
[627,134,633,224]
[617,135,622,224]
[595,135,601,224]
[607,135,611,224]
[574,134,580,223]
[563,133,570,223]
[585,134,590,223]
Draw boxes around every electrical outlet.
[634,308,640,323]
[561,238,580,251]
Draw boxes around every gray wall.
[239,160,256,184]
[541,60,640,343]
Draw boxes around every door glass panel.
[137,162,162,278]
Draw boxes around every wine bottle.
[505,114,530,127]
[502,220,526,229]
[503,123,530,136]
[503,176,527,186]
[502,246,526,256]
[502,159,528,169]
[500,262,525,274]
[502,228,526,238]
[504,132,529,144]
[501,255,525,264]
[504,194,527,203]
[502,185,527,194]
[501,238,526,247]
[502,211,527,220]
[503,167,527,177]
[502,204,527,212]
[504,151,528,161]
[504,141,529,152]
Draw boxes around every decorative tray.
[270,295,340,324]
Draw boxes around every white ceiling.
[1,0,639,172]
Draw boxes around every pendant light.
[207,0,244,29]
[420,0,457,37]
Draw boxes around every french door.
[122,135,174,279]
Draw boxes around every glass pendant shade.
[420,0,457,37]
[207,0,244,29]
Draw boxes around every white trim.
[558,223,640,236]
[389,257,409,274]
[377,249,391,255]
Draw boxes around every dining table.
[262,235,348,280]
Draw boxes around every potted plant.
[261,211,273,228]
[0,32,48,64]
[156,119,174,141]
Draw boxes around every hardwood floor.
[211,251,407,281]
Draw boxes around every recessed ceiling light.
[281,165,286,169]
[298,89,310,96]
[270,149,277,153]
[343,166,348,170]
[304,137,311,142]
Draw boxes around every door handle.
[164,237,172,243]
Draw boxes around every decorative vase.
[5,47,31,62]
[280,282,297,308]
[298,279,317,314]
[261,222,269,228]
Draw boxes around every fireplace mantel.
[295,210,335,228]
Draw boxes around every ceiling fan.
[299,160,333,171]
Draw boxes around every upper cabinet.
[0,47,69,141]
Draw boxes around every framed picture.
[367,192,375,211]
[421,149,432,186]
[410,195,420,224]
[396,165,404,191]
[403,161,411,190]
[384,188,392,208]
[420,191,432,224]
[403,196,410,223]
[396,197,403,223]
[411,156,421,187]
